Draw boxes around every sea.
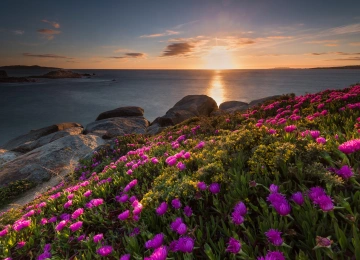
[0,69,359,145]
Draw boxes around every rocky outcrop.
[11,127,83,153]
[249,95,281,108]
[0,70,8,78]
[212,101,249,115]
[0,134,105,186]
[96,106,144,121]
[1,122,83,152]
[148,95,218,135]
[84,117,149,139]
[0,149,21,167]
[31,70,82,79]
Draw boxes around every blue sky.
[1,0,360,69]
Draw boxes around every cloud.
[173,20,199,29]
[13,30,24,35]
[108,53,146,59]
[266,36,293,40]
[41,20,60,28]
[306,40,338,44]
[349,42,360,46]
[161,42,195,56]
[311,52,328,55]
[140,30,180,38]
[326,57,360,61]
[23,53,71,59]
[37,28,61,40]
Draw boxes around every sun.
[203,46,237,70]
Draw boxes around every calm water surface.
[0,69,359,145]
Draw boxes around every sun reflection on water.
[207,70,225,105]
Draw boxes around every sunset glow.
[204,46,237,70]
[207,70,225,105]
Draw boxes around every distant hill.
[311,65,360,69]
[0,65,62,70]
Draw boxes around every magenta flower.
[116,194,129,203]
[316,137,326,144]
[257,251,285,260]
[0,228,8,237]
[172,198,182,209]
[127,169,133,175]
[48,216,57,223]
[17,241,26,248]
[268,129,277,135]
[195,141,205,149]
[170,218,183,231]
[176,223,187,235]
[183,152,191,159]
[275,202,291,216]
[231,211,245,225]
[55,220,67,231]
[86,198,104,208]
[64,200,73,209]
[13,220,31,232]
[269,184,279,193]
[314,195,334,212]
[71,208,84,219]
[77,234,86,241]
[338,139,360,154]
[120,254,131,260]
[84,190,92,197]
[197,182,207,190]
[69,221,83,232]
[209,183,220,194]
[177,162,186,171]
[156,202,168,216]
[308,186,326,201]
[233,202,247,216]
[284,125,297,133]
[118,210,130,221]
[148,246,168,260]
[151,157,159,164]
[316,236,333,247]
[97,245,113,257]
[291,192,304,206]
[336,165,354,179]
[176,236,194,253]
[165,156,177,166]
[226,237,241,254]
[124,179,138,192]
[184,206,192,217]
[145,233,164,249]
[67,194,74,200]
[60,213,71,221]
[93,233,103,243]
[265,229,283,246]
[267,193,291,216]
[310,130,320,139]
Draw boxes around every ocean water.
[0,69,359,145]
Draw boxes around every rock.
[152,95,218,127]
[0,70,8,78]
[0,149,21,166]
[249,95,281,108]
[0,77,35,83]
[0,134,105,186]
[1,122,83,151]
[12,127,83,153]
[211,101,249,115]
[84,117,149,139]
[31,70,82,79]
[96,106,144,121]
[146,123,166,135]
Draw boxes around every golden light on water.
[207,70,225,105]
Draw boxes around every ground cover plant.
[1,84,360,259]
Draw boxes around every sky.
[0,0,360,69]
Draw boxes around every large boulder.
[148,95,217,135]
[0,70,8,78]
[96,106,144,121]
[12,127,83,153]
[212,101,249,115]
[0,149,21,167]
[1,122,83,152]
[249,95,281,108]
[0,134,105,186]
[84,117,149,139]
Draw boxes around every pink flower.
[67,194,74,200]
[17,241,26,248]
[209,183,220,194]
[93,233,103,243]
[71,208,84,219]
[151,157,159,164]
[310,130,320,139]
[165,156,177,166]
[170,218,183,231]
[184,206,192,217]
[0,228,8,237]
[284,125,297,133]
[226,237,241,254]
[116,194,129,203]
[86,198,104,208]
[176,236,194,253]
[176,223,187,235]
[97,245,113,257]
[338,139,360,154]
[69,221,83,232]
[156,202,168,216]
[291,192,304,206]
[55,220,67,231]
[268,129,277,135]
[145,233,164,249]
[265,229,283,246]
[177,162,186,171]
[197,182,207,190]
[13,220,31,232]
[316,137,326,144]
[336,165,354,179]
[183,152,191,159]
[120,254,131,260]
[118,210,130,221]
[172,198,182,209]
[195,141,205,149]
[84,190,92,197]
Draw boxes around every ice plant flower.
[118,210,130,221]
[267,193,291,216]
[197,182,207,190]
[116,194,129,203]
[316,137,326,144]
[231,211,245,225]
[64,200,73,209]
[209,183,220,194]
[13,220,31,232]
[120,254,131,260]
[170,218,183,232]
[176,236,194,253]
[172,198,182,209]
[177,162,186,171]
[184,206,192,217]
[83,190,92,197]
[269,184,279,193]
[156,202,168,216]
[97,245,113,257]
[226,237,241,254]
[195,141,205,149]
[338,139,360,154]
[165,156,177,166]
[315,236,333,248]
[37,244,51,260]
[71,208,84,219]
[291,192,304,206]
[284,125,297,132]
[93,233,103,243]
[257,251,285,260]
[55,220,67,231]
[147,246,168,260]
[86,198,103,208]
[336,165,354,179]
[310,130,320,139]
[265,229,283,246]
[17,241,26,248]
[0,228,8,237]
[69,221,83,232]
[176,223,187,235]
[145,233,164,249]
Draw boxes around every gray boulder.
[249,95,281,108]
[212,101,249,115]
[0,70,8,78]
[12,127,83,153]
[1,122,83,152]
[0,134,105,186]
[96,106,144,121]
[0,149,21,166]
[84,116,149,139]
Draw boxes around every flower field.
[1,84,360,259]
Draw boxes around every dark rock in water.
[83,73,91,77]
[0,135,105,186]
[84,117,149,139]
[12,127,83,153]
[0,70,8,78]
[30,70,82,79]
[93,73,96,75]
[212,101,249,115]
[1,122,83,152]
[249,95,282,108]
[0,77,35,83]
[96,106,144,121]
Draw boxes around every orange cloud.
[41,20,60,28]
[37,28,61,40]
[140,30,180,38]
[23,53,71,59]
